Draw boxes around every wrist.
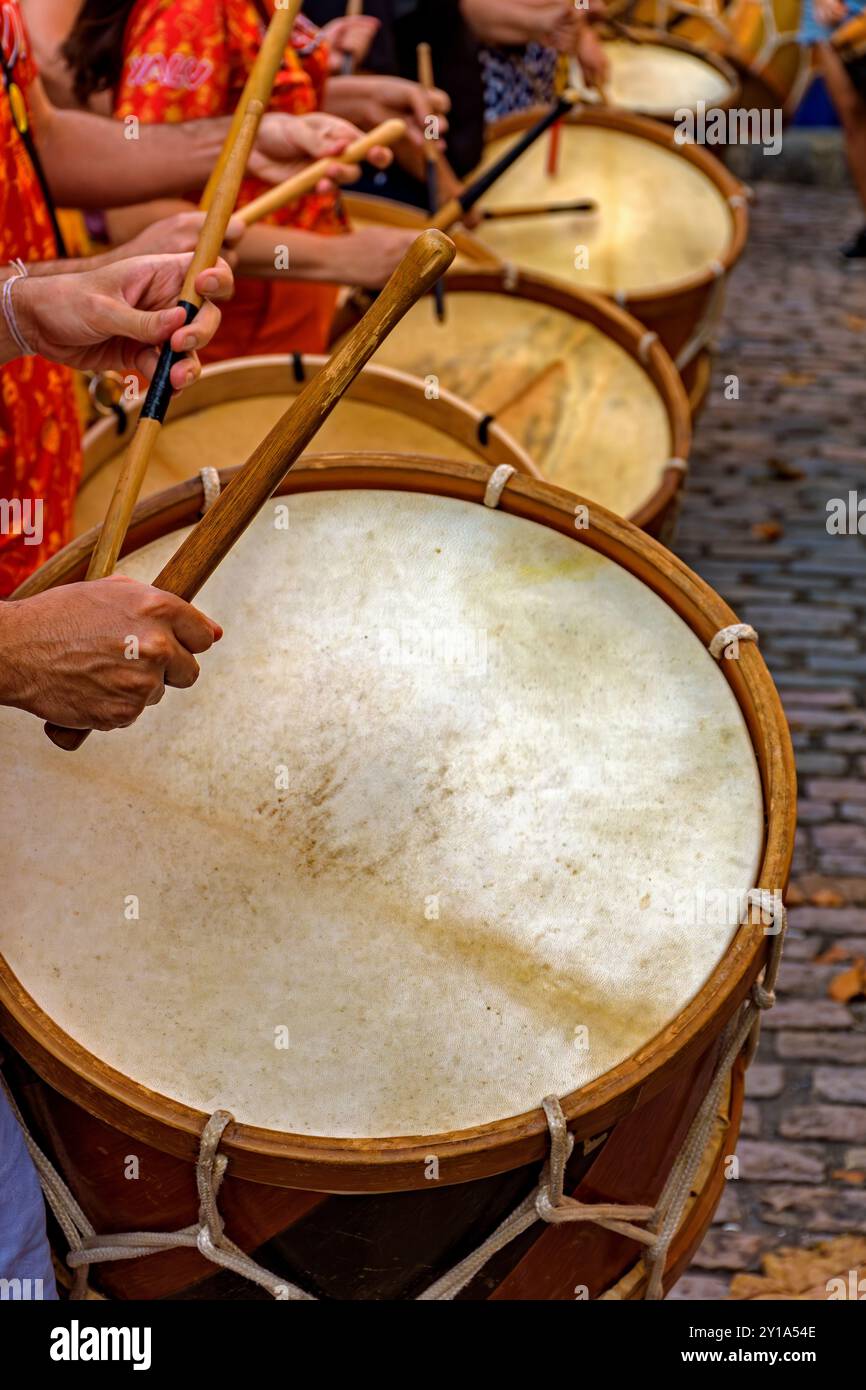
[11,276,42,358]
[184,116,231,190]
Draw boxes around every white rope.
[199,467,221,514]
[4,901,785,1303]
[637,331,658,366]
[483,464,516,508]
[709,623,758,659]
[0,1085,312,1302]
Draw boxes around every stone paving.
[668,183,866,1299]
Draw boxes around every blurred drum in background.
[577,29,740,121]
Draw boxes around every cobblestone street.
[671,183,866,1299]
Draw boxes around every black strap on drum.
[291,352,306,383]
[477,412,495,447]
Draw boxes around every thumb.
[103,299,186,348]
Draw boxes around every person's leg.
[0,1080,57,1300]
[818,41,866,249]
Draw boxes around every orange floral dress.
[114,0,346,361]
[0,0,82,597]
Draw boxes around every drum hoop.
[79,354,540,487]
[1,456,795,1191]
[481,105,750,308]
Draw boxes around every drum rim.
[1,456,796,1191]
[79,353,541,487]
[594,27,742,117]
[480,105,750,309]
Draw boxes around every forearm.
[105,201,196,246]
[35,107,230,208]
[460,0,561,45]
[236,227,348,281]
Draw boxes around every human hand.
[14,253,233,387]
[250,110,394,186]
[0,575,222,731]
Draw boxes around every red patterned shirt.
[115,0,346,359]
[0,0,82,596]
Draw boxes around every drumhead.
[596,38,737,115]
[354,274,685,521]
[0,486,764,1140]
[475,117,734,297]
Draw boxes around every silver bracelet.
[2,259,35,358]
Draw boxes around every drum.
[675,0,813,116]
[75,354,537,536]
[470,108,749,401]
[579,31,740,120]
[337,269,692,539]
[1,455,795,1301]
[343,193,499,269]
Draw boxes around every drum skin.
[75,355,537,537]
[585,32,740,121]
[0,458,795,1300]
[335,269,692,537]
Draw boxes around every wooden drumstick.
[78,101,265,601]
[45,230,457,752]
[417,43,446,322]
[428,90,579,231]
[236,117,405,225]
[199,0,301,211]
[341,0,364,75]
[481,199,596,220]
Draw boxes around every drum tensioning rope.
[7,886,786,1303]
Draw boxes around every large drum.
[75,354,536,536]
[337,269,692,539]
[1,456,795,1301]
[470,107,749,406]
[578,30,740,120]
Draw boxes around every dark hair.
[63,0,136,105]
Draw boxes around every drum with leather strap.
[673,0,813,116]
[1,455,795,1301]
[336,268,692,540]
[75,354,538,537]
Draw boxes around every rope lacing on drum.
[6,895,785,1303]
[199,467,221,514]
[709,623,758,659]
[419,891,786,1302]
[0,1090,312,1301]
[483,464,516,508]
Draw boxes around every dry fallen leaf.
[730,1236,866,1300]
[779,371,816,388]
[843,312,866,332]
[811,888,845,908]
[831,1169,865,1186]
[814,943,852,965]
[767,456,806,480]
[828,957,866,1003]
[751,521,784,541]
[786,883,806,906]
